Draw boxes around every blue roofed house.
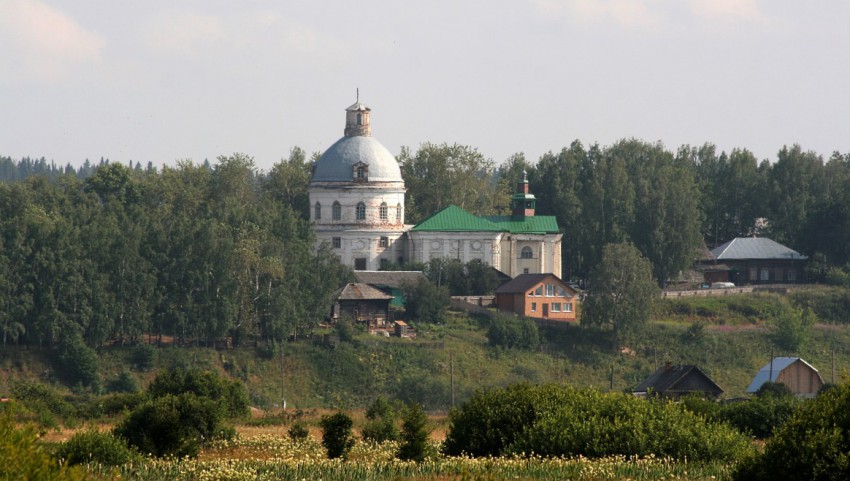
[746,357,824,397]
[701,237,808,285]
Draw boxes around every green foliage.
[401,277,450,324]
[361,397,398,443]
[319,412,355,459]
[756,381,793,398]
[444,383,752,462]
[113,393,228,458]
[790,287,850,325]
[54,428,138,467]
[771,307,816,352]
[106,370,140,394]
[10,381,77,429]
[53,330,100,390]
[287,422,310,441]
[147,367,249,418]
[129,344,157,371]
[397,403,432,462]
[734,381,850,481]
[0,410,87,481]
[486,314,540,351]
[97,392,146,417]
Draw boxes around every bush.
[487,315,540,350]
[113,393,230,458]
[734,381,850,481]
[0,410,87,481]
[129,343,157,371]
[147,367,249,418]
[288,422,310,441]
[716,395,800,439]
[361,397,398,443]
[320,412,355,459]
[53,332,100,390]
[98,392,147,417]
[397,403,431,462]
[11,381,77,428]
[106,370,140,394]
[54,429,138,467]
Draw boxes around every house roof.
[333,283,394,301]
[633,365,723,396]
[354,271,427,289]
[411,205,504,232]
[411,205,560,234]
[745,357,820,393]
[710,237,807,261]
[494,273,575,295]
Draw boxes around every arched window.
[357,167,366,178]
[357,113,362,125]
[396,203,402,223]
[379,202,388,221]
[356,202,366,221]
[521,246,533,259]
[332,201,341,220]
[314,202,321,220]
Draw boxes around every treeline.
[401,141,850,285]
[0,150,351,362]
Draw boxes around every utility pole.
[280,341,286,410]
[450,352,455,409]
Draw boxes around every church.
[308,99,562,278]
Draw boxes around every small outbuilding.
[746,357,824,397]
[494,273,579,321]
[330,283,394,325]
[354,270,427,308]
[633,364,724,399]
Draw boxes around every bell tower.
[344,90,372,137]
[510,170,536,219]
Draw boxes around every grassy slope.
[2,289,850,411]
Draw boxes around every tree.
[361,397,399,443]
[320,412,355,459]
[397,403,431,462]
[401,277,450,324]
[771,306,816,352]
[581,242,659,351]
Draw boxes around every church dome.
[311,99,403,183]
[312,135,402,182]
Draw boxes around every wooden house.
[746,357,824,397]
[494,273,579,321]
[354,270,427,308]
[701,237,807,285]
[330,283,394,325]
[633,364,724,399]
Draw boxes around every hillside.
[2,288,850,411]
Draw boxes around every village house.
[746,357,824,397]
[633,364,724,399]
[493,273,579,321]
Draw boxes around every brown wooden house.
[494,273,579,321]
[702,237,807,285]
[633,364,724,399]
[746,357,824,397]
[330,283,394,325]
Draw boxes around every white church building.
[308,99,562,278]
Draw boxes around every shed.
[394,320,409,337]
[330,283,394,324]
[633,364,724,399]
[746,357,824,397]
[354,270,427,307]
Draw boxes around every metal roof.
[312,135,403,183]
[711,237,807,261]
[484,215,560,234]
[745,357,820,393]
[494,273,576,295]
[412,205,505,232]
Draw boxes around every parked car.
[711,281,735,288]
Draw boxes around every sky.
[1,0,849,172]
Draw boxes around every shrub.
[147,367,249,418]
[0,410,87,481]
[106,370,140,394]
[716,395,800,439]
[734,381,850,481]
[397,403,431,462]
[487,315,540,351]
[129,343,157,371]
[361,397,398,443]
[53,332,100,389]
[771,307,816,352]
[54,429,137,467]
[288,422,310,441]
[11,381,77,428]
[113,393,230,458]
[320,412,355,459]
[98,392,147,417]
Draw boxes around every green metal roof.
[484,215,560,234]
[411,205,560,234]
[411,205,504,232]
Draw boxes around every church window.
[354,258,367,270]
[357,113,362,125]
[396,203,402,223]
[379,202,388,221]
[332,201,341,220]
[314,202,321,220]
[356,202,366,220]
[332,237,341,248]
[521,246,533,259]
[357,167,366,179]
[380,236,388,247]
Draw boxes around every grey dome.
[312,135,402,182]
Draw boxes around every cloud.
[0,0,105,80]
[689,0,763,20]
[532,0,665,31]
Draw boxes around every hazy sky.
[2,0,848,172]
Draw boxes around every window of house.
[332,201,341,220]
[531,302,537,312]
[396,203,402,223]
[356,202,366,220]
[523,268,529,274]
[545,284,555,297]
[565,303,573,312]
[534,286,543,296]
[379,202,388,221]
[787,269,796,282]
[332,237,341,248]
[749,268,758,281]
[314,202,321,220]
[521,246,533,259]
[760,268,770,281]
[354,258,367,270]
[556,286,566,297]
[551,303,561,312]
[380,236,388,248]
